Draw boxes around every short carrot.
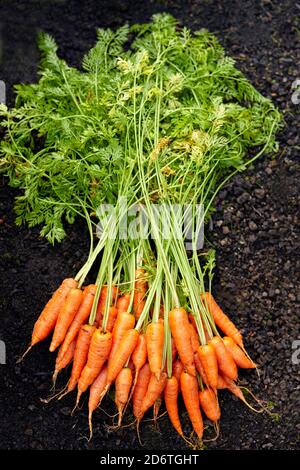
[169,308,196,377]
[180,371,203,440]
[164,376,183,436]
[146,321,164,380]
[201,292,244,348]
[210,336,238,381]
[49,288,83,352]
[59,284,96,358]
[115,367,133,427]
[198,343,218,389]
[199,388,221,422]
[223,336,256,369]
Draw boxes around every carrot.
[133,363,151,421]
[133,268,147,320]
[88,365,108,439]
[95,285,118,326]
[210,336,238,381]
[201,292,243,348]
[164,376,183,436]
[30,278,78,349]
[116,293,131,312]
[153,395,162,426]
[171,340,177,362]
[105,306,119,332]
[146,321,164,380]
[108,312,135,365]
[66,324,96,394]
[115,367,133,427]
[220,375,245,400]
[189,322,200,353]
[223,336,256,369]
[197,344,218,389]
[180,371,203,440]
[76,330,112,404]
[49,288,83,352]
[140,372,167,416]
[216,375,227,390]
[194,352,209,388]
[59,284,96,358]
[52,338,76,385]
[106,329,139,386]
[172,359,184,393]
[199,388,221,422]
[169,308,196,377]
[132,333,147,388]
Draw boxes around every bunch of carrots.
[21,266,263,446]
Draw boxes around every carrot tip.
[16,344,32,363]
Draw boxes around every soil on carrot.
[0,0,299,451]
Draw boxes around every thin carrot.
[201,292,244,348]
[108,312,135,365]
[171,340,177,362]
[25,278,78,356]
[52,338,76,385]
[210,336,238,381]
[199,388,221,422]
[153,395,162,427]
[140,372,167,416]
[172,359,184,393]
[116,293,131,312]
[132,363,151,421]
[65,324,96,394]
[198,344,218,389]
[146,321,164,380]
[133,268,147,320]
[131,333,147,390]
[88,365,108,440]
[169,308,196,377]
[49,288,83,352]
[95,285,118,326]
[59,284,96,358]
[105,306,119,332]
[164,376,183,436]
[194,352,209,388]
[106,329,139,387]
[223,336,256,369]
[76,330,112,405]
[115,367,133,427]
[189,322,200,353]
[180,371,203,440]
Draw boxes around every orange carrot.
[31,278,78,348]
[133,363,151,421]
[169,308,196,376]
[117,293,131,312]
[106,329,139,386]
[223,336,256,369]
[52,338,76,385]
[189,322,200,353]
[198,344,218,389]
[59,284,96,358]
[95,285,118,326]
[88,365,108,439]
[153,395,162,425]
[77,330,112,404]
[199,388,221,422]
[171,340,177,362]
[115,367,133,426]
[172,359,184,393]
[194,352,210,388]
[66,324,96,393]
[210,336,238,381]
[105,306,119,332]
[140,372,167,416]
[108,312,135,365]
[201,292,243,348]
[164,376,183,436]
[146,321,164,380]
[49,288,83,352]
[132,333,147,388]
[216,375,227,390]
[180,371,203,440]
[220,375,245,401]
[133,268,147,320]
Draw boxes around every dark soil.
[0,0,299,451]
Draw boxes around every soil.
[0,0,299,451]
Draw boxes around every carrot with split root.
[223,336,256,369]
[59,284,96,358]
[20,278,77,360]
[50,288,83,352]
[115,367,133,427]
[88,365,108,440]
[201,292,244,348]
[146,321,164,380]
[169,308,196,377]
[180,371,203,440]
[210,336,238,381]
